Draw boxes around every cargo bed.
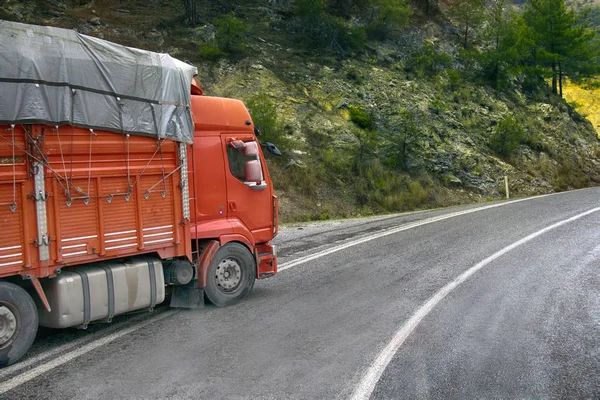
[0,124,191,280]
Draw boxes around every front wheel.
[0,281,39,368]
[205,243,256,307]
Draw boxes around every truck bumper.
[256,242,278,279]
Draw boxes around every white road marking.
[349,206,600,400]
[279,193,554,272]
[0,189,590,393]
[0,311,177,395]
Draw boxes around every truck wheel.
[205,243,256,307]
[0,281,38,368]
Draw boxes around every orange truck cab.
[0,21,279,367]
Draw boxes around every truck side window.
[227,141,264,183]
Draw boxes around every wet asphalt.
[1,188,598,399]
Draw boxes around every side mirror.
[262,142,282,157]
[229,139,246,149]
[244,160,266,191]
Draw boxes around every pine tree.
[480,0,534,89]
[523,0,598,96]
[449,0,486,49]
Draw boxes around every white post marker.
[505,176,510,199]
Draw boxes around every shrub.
[214,13,249,55]
[407,43,452,78]
[246,94,290,151]
[489,115,525,158]
[295,0,326,16]
[198,44,225,60]
[365,0,412,41]
[349,105,373,130]
[290,2,367,56]
[346,67,364,84]
[446,69,462,92]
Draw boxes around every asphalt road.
[1,188,598,399]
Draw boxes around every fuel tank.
[38,257,165,328]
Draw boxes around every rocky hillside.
[2,0,599,222]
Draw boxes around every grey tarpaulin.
[0,20,197,143]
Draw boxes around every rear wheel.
[205,243,255,307]
[0,281,38,368]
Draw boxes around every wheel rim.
[215,257,243,293]
[0,304,18,348]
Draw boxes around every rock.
[77,23,93,34]
[146,30,164,46]
[89,17,101,26]
[192,25,216,42]
[457,171,487,191]
[430,154,454,173]
[336,99,349,110]
[146,30,162,39]
[441,173,463,186]
[116,8,131,13]
[48,9,64,17]
[51,0,66,9]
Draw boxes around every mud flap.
[170,283,204,309]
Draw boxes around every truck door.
[223,135,273,242]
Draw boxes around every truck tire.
[0,281,38,368]
[205,243,256,307]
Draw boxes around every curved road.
[0,188,598,399]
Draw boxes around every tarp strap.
[87,129,94,201]
[10,125,16,212]
[0,77,162,105]
[55,126,71,200]
[158,139,167,197]
[150,103,159,137]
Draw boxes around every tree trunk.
[551,62,557,95]
[558,61,563,97]
[183,0,197,27]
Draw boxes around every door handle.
[228,201,237,212]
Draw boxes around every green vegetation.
[489,115,526,159]
[349,105,374,130]
[407,43,452,78]
[246,93,291,151]
[449,0,486,49]
[2,0,598,222]
[215,13,248,55]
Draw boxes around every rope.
[86,129,94,201]
[125,134,131,190]
[130,138,166,191]
[144,164,182,193]
[19,127,69,194]
[55,126,71,199]
[9,125,16,212]
[157,138,167,196]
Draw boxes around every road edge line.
[348,206,600,400]
[279,192,555,272]
[0,310,177,395]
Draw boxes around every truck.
[0,21,279,367]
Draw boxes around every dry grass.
[563,79,600,139]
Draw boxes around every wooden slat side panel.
[1,125,187,276]
[0,183,25,272]
[44,127,177,179]
[56,179,100,261]
[100,177,138,253]
[140,174,177,248]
